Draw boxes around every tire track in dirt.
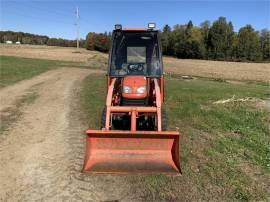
[0,68,136,202]
[0,68,72,112]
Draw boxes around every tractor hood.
[122,76,147,99]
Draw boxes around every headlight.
[137,86,146,94]
[123,85,132,93]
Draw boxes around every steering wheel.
[127,63,144,73]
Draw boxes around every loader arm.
[83,77,181,175]
[83,24,181,175]
[105,78,162,131]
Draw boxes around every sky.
[1,0,269,40]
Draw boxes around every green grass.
[0,56,95,88]
[165,78,269,170]
[80,74,269,201]
[80,73,107,128]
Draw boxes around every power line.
[5,1,73,25]
[6,9,71,25]
[19,2,105,31]
[11,1,73,18]
[13,2,93,26]
[17,2,102,30]
[5,1,108,37]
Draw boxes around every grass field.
[0,56,61,88]
[0,44,108,69]
[0,46,269,201]
[0,55,97,88]
[81,74,269,201]
[1,44,269,81]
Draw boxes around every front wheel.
[101,107,106,129]
[161,108,167,130]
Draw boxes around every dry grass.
[164,57,270,82]
[0,44,108,69]
[0,44,107,62]
[1,44,269,81]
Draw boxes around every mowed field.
[0,44,269,201]
[1,44,270,81]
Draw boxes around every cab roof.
[113,29,158,33]
[122,28,147,31]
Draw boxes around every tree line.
[0,31,85,47]
[2,16,269,62]
[161,17,269,62]
[84,17,269,62]
[85,32,111,52]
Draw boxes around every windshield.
[109,31,162,76]
[127,47,146,63]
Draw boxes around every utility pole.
[75,6,80,49]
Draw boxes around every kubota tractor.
[83,23,181,175]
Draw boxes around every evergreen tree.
[260,29,270,60]
[161,24,174,55]
[237,25,262,61]
[208,17,234,59]
[200,20,211,59]
[173,24,186,58]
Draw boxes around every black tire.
[161,108,167,130]
[101,107,106,129]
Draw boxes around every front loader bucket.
[83,130,181,175]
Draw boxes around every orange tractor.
[83,24,181,175]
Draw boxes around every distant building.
[6,41,13,44]
[16,41,21,44]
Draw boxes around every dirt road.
[0,68,134,201]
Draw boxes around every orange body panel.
[122,75,147,99]
[83,130,181,175]
[105,78,162,131]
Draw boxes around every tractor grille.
[121,98,148,106]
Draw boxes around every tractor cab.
[109,27,163,77]
[109,25,164,106]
